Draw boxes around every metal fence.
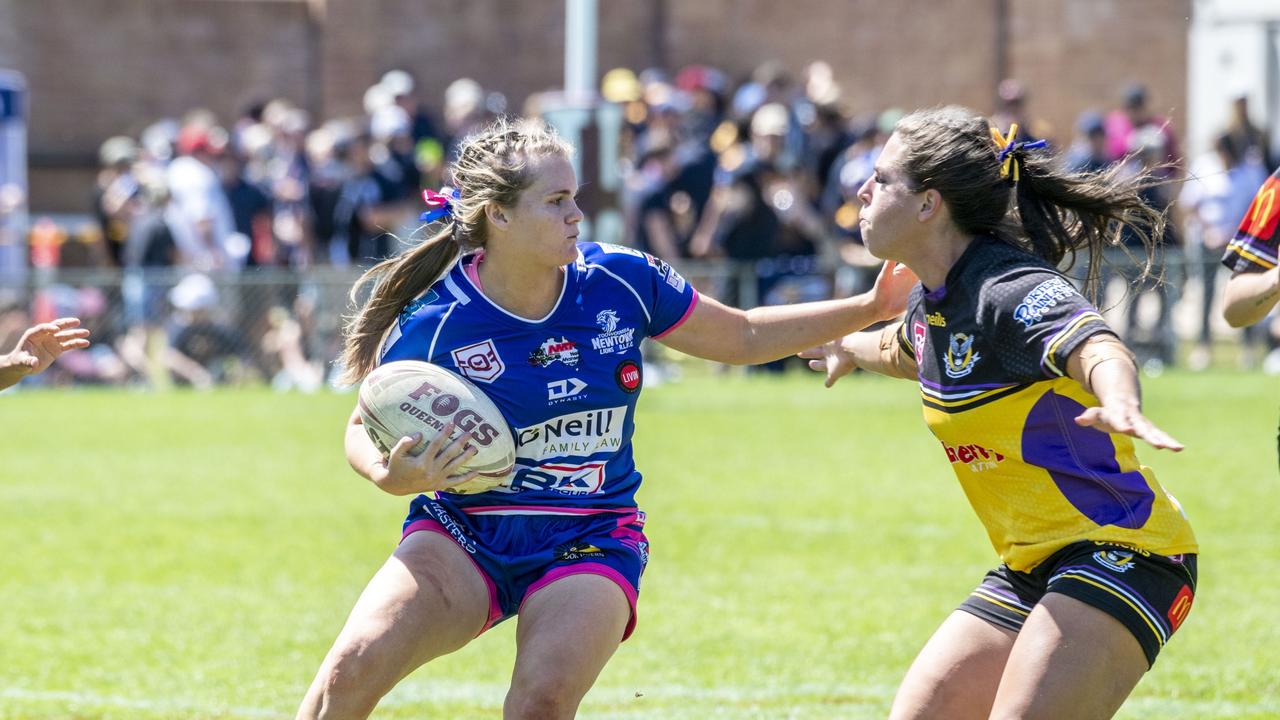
[1,250,1274,389]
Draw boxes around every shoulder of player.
[396,266,471,326]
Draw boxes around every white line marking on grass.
[0,688,289,718]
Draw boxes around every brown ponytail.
[893,106,1166,301]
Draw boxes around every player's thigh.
[323,530,491,686]
[888,610,1017,720]
[505,573,631,717]
[990,593,1147,720]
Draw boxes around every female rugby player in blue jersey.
[801,107,1197,720]
[296,117,916,720]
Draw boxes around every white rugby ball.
[358,360,516,494]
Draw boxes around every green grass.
[0,370,1276,719]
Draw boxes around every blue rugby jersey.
[379,241,698,513]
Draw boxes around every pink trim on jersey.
[460,505,639,517]
[401,518,503,635]
[463,250,485,290]
[519,562,640,641]
[651,290,700,339]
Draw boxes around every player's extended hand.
[798,337,857,388]
[4,317,91,378]
[867,260,918,321]
[372,422,481,495]
[1075,404,1184,452]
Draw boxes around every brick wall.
[0,0,1190,213]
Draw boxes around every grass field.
[1,369,1277,719]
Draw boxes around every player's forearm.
[345,414,383,484]
[843,324,917,380]
[737,293,888,365]
[1222,267,1280,328]
[0,353,29,390]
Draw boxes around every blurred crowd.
[4,61,1279,388]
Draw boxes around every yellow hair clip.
[989,123,1045,183]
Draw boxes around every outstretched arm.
[1066,333,1183,452]
[1221,266,1280,328]
[0,318,91,390]
[658,261,917,365]
[798,321,918,387]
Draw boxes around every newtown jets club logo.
[529,337,580,368]
[943,332,981,379]
[591,309,635,355]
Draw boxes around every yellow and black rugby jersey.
[1223,167,1280,272]
[895,236,1197,572]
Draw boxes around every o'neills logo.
[941,441,1005,472]
[515,406,626,459]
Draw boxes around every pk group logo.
[1092,548,1136,573]
[592,309,636,355]
[529,337,581,368]
[450,339,505,383]
[1013,277,1077,327]
[547,377,588,404]
[943,332,982,379]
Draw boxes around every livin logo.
[943,332,982,379]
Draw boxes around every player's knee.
[505,675,581,720]
[308,645,386,719]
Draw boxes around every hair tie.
[988,124,1047,182]
[420,186,461,223]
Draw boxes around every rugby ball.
[358,360,516,494]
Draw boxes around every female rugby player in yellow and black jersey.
[800,107,1197,720]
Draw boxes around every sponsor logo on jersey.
[1014,277,1077,327]
[399,289,440,324]
[528,337,581,368]
[547,377,588,403]
[1167,585,1194,631]
[555,541,607,560]
[645,253,687,292]
[515,406,626,459]
[926,311,947,327]
[943,332,981,378]
[1092,548,1137,573]
[592,309,636,354]
[912,321,927,363]
[940,441,1005,472]
[615,360,641,393]
[451,339,505,383]
[511,461,607,495]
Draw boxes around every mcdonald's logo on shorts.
[1167,584,1194,631]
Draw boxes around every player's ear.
[918,188,943,223]
[485,202,510,231]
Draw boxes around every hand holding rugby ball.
[358,360,516,494]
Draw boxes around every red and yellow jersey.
[1223,167,1280,272]
[898,237,1198,572]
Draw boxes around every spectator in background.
[1064,111,1112,175]
[216,151,274,267]
[990,79,1051,144]
[165,272,256,387]
[167,122,239,272]
[1105,83,1181,177]
[94,136,141,266]
[331,132,400,265]
[1225,92,1273,172]
[0,317,91,390]
[1180,132,1270,370]
[1109,127,1183,369]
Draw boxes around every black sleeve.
[983,268,1116,381]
